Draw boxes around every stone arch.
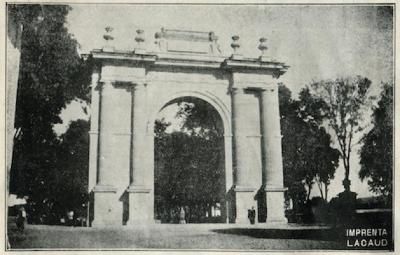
[148,90,232,136]
[89,28,288,226]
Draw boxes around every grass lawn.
[8,221,344,250]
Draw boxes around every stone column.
[92,81,118,226]
[224,134,233,223]
[87,71,99,225]
[260,87,287,223]
[231,87,256,223]
[127,83,153,225]
[88,71,100,192]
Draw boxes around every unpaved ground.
[8,222,343,250]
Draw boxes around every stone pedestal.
[92,185,119,226]
[126,186,153,225]
[265,187,287,223]
[235,187,256,224]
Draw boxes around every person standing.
[16,206,26,233]
[179,206,186,224]
[67,210,74,226]
[248,206,256,224]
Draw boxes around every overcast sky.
[57,4,393,199]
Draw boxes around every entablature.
[91,49,288,76]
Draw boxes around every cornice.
[91,49,157,64]
[222,58,289,77]
[90,49,289,75]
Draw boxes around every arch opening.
[153,97,227,223]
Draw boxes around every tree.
[297,88,340,201]
[9,5,91,220]
[309,76,373,191]
[280,84,339,212]
[359,83,393,205]
[280,84,308,211]
[54,120,89,216]
[312,127,340,201]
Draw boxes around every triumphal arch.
[87,28,289,226]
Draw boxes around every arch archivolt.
[146,88,232,136]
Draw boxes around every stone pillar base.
[265,186,287,224]
[92,185,120,227]
[234,186,256,224]
[126,185,153,225]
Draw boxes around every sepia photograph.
[5,1,395,252]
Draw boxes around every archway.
[153,97,227,223]
[89,28,288,226]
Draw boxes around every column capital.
[97,80,115,92]
[259,86,276,93]
[229,87,246,95]
[133,82,146,91]
[99,77,115,83]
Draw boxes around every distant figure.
[16,207,26,233]
[179,207,186,224]
[248,206,256,224]
[67,210,74,226]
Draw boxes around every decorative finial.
[259,38,268,54]
[102,26,114,52]
[231,35,240,53]
[230,35,242,60]
[258,37,269,61]
[134,29,146,54]
[135,29,145,43]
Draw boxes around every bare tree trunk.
[307,184,312,201]
[324,183,328,202]
[318,182,324,200]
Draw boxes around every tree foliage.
[309,76,373,190]
[54,120,89,214]
[280,84,340,209]
[9,5,91,221]
[359,83,393,204]
[154,99,225,222]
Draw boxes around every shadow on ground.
[211,228,340,241]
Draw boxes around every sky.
[56,4,394,200]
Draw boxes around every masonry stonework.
[88,28,289,226]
